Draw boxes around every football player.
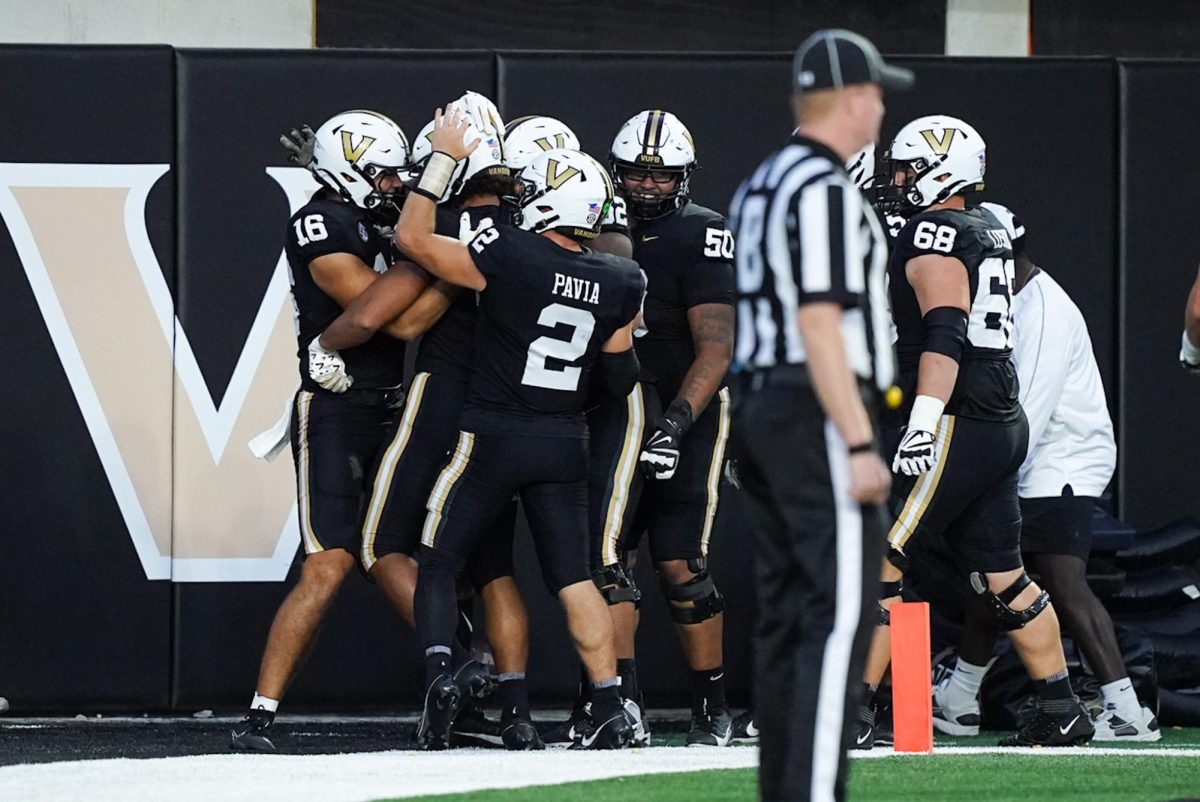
[932,203,1158,741]
[317,92,536,749]
[232,110,421,751]
[602,110,737,747]
[860,115,1092,748]
[505,114,651,747]
[381,108,644,751]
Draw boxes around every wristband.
[662,398,695,437]
[417,151,457,202]
[848,442,874,455]
[906,394,945,434]
[1182,330,1200,363]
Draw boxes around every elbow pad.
[922,306,969,363]
[592,349,640,401]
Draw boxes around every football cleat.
[416,674,464,751]
[453,659,495,700]
[873,699,894,747]
[544,704,593,748]
[730,711,759,745]
[932,679,982,736]
[501,718,546,751]
[998,700,1094,747]
[624,697,651,747]
[449,700,504,748]
[1091,705,1161,743]
[571,709,632,750]
[230,708,276,752]
[685,707,733,747]
[851,704,875,751]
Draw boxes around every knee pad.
[877,579,904,626]
[591,563,642,607]
[969,571,1050,631]
[661,570,724,624]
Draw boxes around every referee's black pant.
[733,377,885,802]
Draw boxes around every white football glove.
[893,428,937,476]
[459,211,494,244]
[308,335,352,393]
[892,394,945,476]
[1180,331,1200,374]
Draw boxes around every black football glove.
[639,399,694,480]
[280,124,316,168]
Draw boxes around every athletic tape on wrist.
[1182,330,1200,363]
[417,151,457,201]
[907,394,945,434]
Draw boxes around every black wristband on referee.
[848,441,874,455]
[662,398,695,438]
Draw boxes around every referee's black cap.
[793,29,915,94]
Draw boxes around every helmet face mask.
[609,110,697,221]
[879,115,986,215]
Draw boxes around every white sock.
[1100,678,1139,717]
[943,657,991,705]
[251,693,279,714]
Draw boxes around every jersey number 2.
[522,303,596,391]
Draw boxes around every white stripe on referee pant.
[811,419,863,802]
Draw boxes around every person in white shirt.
[932,203,1160,742]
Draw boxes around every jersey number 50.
[522,303,596,391]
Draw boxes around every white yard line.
[2,741,1196,802]
[0,747,759,802]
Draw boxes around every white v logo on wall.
[0,163,319,582]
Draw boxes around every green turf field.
[397,728,1200,802]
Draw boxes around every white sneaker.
[932,678,981,736]
[1092,705,1161,742]
[623,697,651,747]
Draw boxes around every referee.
[729,30,911,802]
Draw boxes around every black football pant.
[733,379,885,802]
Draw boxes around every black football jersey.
[888,205,1020,422]
[286,191,405,392]
[630,200,736,404]
[410,203,518,383]
[462,225,645,436]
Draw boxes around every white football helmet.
[609,110,697,219]
[846,143,877,191]
[883,115,986,213]
[410,91,509,203]
[310,110,410,215]
[517,148,613,240]
[505,115,581,170]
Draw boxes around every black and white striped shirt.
[730,134,894,391]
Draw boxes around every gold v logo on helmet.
[341,131,377,163]
[919,128,957,155]
[545,158,582,189]
[534,134,567,152]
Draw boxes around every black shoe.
[453,659,495,700]
[501,718,546,751]
[730,710,759,745]
[571,709,631,750]
[416,674,464,751]
[873,699,894,747]
[686,707,733,747]
[851,704,875,751]
[544,704,592,748]
[998,700,1095,747]
[450,700,503,748]
[230,708,276,752]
